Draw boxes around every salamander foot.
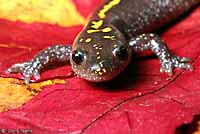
[160,55,193,76]
[6,61,41,84]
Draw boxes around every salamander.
[7,0,199,84]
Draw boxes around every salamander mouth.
[71,65,115,82]
[71,63,129,82]
[73,69,114,82]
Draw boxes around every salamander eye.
[72,50,85,64]
[113,46,128,60]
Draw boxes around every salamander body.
[7,0,199,84]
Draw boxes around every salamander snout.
[90,64,101,72]
[70,45,132,82]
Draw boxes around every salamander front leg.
[6,45,72,84]
[129,33,193,75]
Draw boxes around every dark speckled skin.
[100,0,199,36]
[72,0,198,81]
[7,0,199,84]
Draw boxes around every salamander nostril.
[90,64,101,72]
[90,64,107,76]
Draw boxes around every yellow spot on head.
[79,38,84,42]
[85,38,92,43]
[93,44,98,47]
[98,0,121,19]
[102,27,112,33]
[98,72,103,76]
[96,52,100,55]
[102,68,107,73]
[91,20,104,29]
[113,44,118,48]
[103,36,115,40]
[87,27,112,34]
[96,68,101,72]
[87,29,101,34]
[97,56,101,60]
[99,62,104,67]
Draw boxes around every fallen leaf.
[0,77,65,112]
[0,0,86,26]
[0,1,199,134]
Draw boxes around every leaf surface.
[0,1,200,134]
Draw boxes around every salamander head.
[70,26,132,82]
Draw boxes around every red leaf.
[0,1,200,134]
[72,0,103,17]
